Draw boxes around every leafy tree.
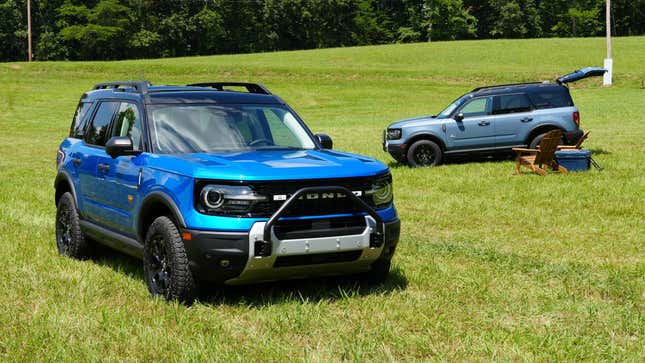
[424,0,477,41]
[57,0,132,59]
[0,0,26,61]
[490,0,541,38]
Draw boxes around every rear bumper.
[183,218,400,284]
[564,129,584,145]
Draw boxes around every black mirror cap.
[455,113,464,122]
[105,136,139,158]
[316,133,333,149]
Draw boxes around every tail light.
[573,111,580,127]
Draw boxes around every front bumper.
[382,131,406,161]
[183,186,400,285]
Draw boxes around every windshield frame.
[146,102,321,154]
[435,94,471,119]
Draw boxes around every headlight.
[367,179,393,206]
[199,185,267,213]
[387,128,402,140]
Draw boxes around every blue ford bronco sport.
[383,67,606,166]
[55,81,400,303]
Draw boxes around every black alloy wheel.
[407,140,442,167]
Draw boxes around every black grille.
[274,216,366,240]
[273,250,362,268]
[195,174,391,218]
[250,175,388,217]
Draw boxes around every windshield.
[149,104,316,153]
[436,94,470,119]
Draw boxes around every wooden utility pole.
[27,0,32,62]
[603,0,612,86]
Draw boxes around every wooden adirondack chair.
[557,130,590,150]
[513,130,568,176]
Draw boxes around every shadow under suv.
[383,67,606,166]
[55,81,400,303]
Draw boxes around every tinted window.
[494,94,532,114]
[86,102,118,146]
[69,102,93,138]
[112,102,144,151]
[149,105,315,154]
[528,89,573,109]
[459,97,492,117]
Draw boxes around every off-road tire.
[364,259,391,284]
[55,192,92,259]
[143,216,197,304]
[529,131,565,149]
[407,140,442,167]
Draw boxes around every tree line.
[1,0,643,61]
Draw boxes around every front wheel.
[363,259,391,284]
[55,192,92,259]
[143,216,197,304]
[407,140,442,167]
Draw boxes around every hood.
[388,115,438,129]
[145,149,389,181]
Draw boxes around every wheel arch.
[137,192,186,242]
[406,132,446,151]
[54,172,77,207]
[526,124,565,145]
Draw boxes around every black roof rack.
[471,81,550,93]
[92,81,151,93]
[187,82,271,95]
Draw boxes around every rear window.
[527,88,573,109]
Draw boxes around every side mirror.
[315,133,333,149]
[105,136,139,158]
[454,113,464,122]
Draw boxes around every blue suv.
[55,81,400,303]
[383,68,606,166]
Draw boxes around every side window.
[263,109,300,147]
[69,102,93,138]
[85,101,119,146]
[112,102,144,151]
[459,97,492,118]
[494,94,532,115]
[527,89,573,109]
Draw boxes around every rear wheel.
[143,216,197,304]
[407,140,442,167]
[529,131,564,149]
[55,192,92,259]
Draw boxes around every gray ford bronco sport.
[383,67,606,166]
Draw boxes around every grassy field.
[1,37,643,361]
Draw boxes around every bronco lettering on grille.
[272,191,362,201]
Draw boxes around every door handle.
[478,121,490,126]
[521,117,533,123]
[71,157,81,166]
[98,163,110,172]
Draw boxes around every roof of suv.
[83,81,284,105]
[470,82,566,97]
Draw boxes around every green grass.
[1,37,644,361]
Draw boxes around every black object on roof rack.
[93,81,151,93]
[471,81,548,93]
[188,82,271,95]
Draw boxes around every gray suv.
[383,67,606,166]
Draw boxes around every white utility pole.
[27,0,32,62]
[603,0,612,86]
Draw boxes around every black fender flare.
[526,123,565,144]
[137,191,187,242]
[405,131,447,150]
[54,171,78,207]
